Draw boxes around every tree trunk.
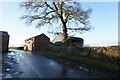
[60,15,68,43]
[62,24,67,43]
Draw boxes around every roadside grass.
[9,47,24,50]
[38,50,119,72]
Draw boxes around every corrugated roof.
[0,31,9,37]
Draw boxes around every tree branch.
[45,2,55,11]
[67,27,91,31]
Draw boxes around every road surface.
[2,50,119,78]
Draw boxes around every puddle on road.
[2,71,24,79]
[8,52,15,56]
[2,51,23,79]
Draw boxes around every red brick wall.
[24,34,50,51]
[34,35,50,51]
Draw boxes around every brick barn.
[0,31,10,53]
[24,33,50,51]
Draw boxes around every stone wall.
[72,46,119,64]
[46,45,120,65]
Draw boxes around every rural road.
[2,50,119,79]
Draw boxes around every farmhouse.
[0,31,10,52]
[24,33,50,51]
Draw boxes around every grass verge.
[37,50,119,72]
[9,47,24,50]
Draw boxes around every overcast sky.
[0,1,118,47]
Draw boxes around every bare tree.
[20,0,92,42]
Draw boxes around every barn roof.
[25,33,50,41]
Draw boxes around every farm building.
[67,37,84,47]
[0,31,10,53]
[52,33,84,47]
[24,33,50,51]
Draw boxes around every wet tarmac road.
[1,50,119,79]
